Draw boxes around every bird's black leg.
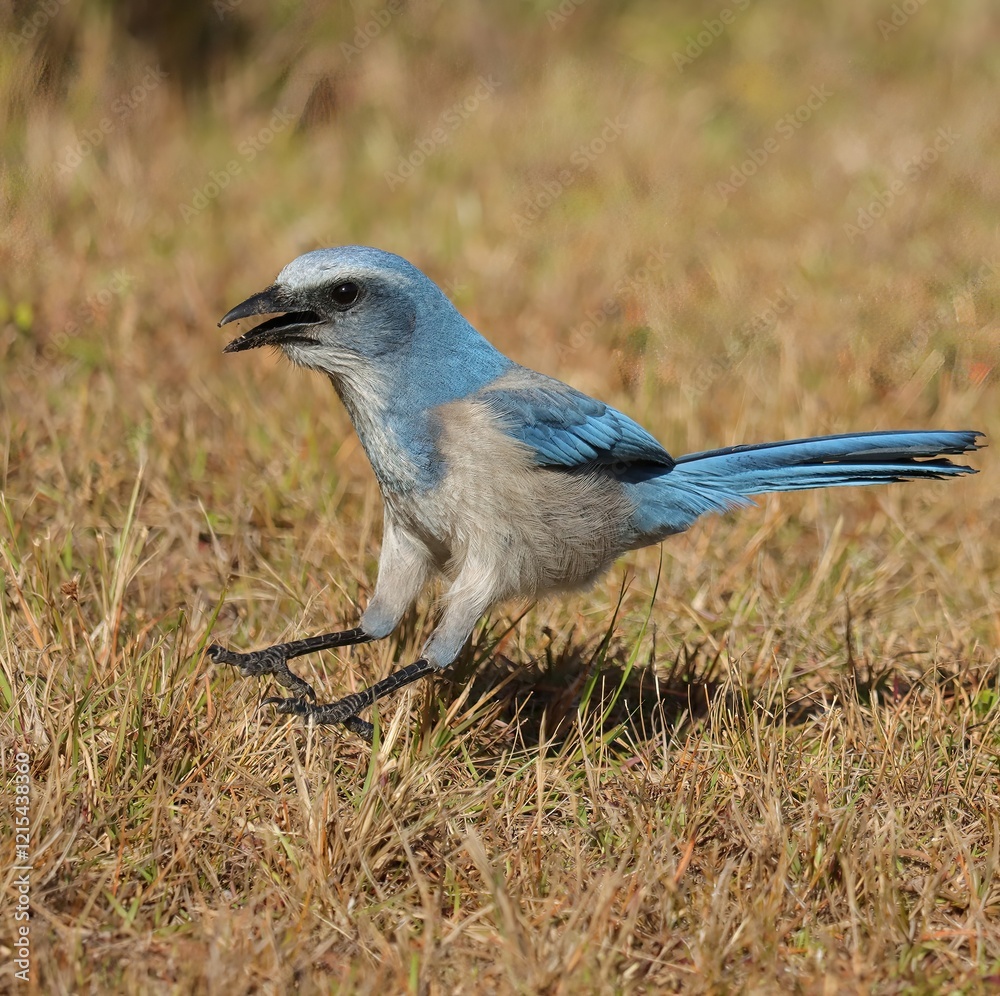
[208,627,374,702]
[265,658,438,741]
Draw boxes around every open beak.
[219,285,322,353]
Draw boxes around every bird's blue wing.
[477,371,674,471]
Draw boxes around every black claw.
[344,716,376,742]
[207,643,234,664]
[262,696,310,715]
[280,671,317,702]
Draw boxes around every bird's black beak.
[219,285,322,353]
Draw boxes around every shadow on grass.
[420,619,930,751]
[427,630,729,751]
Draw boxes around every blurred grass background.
[1,0,999,991]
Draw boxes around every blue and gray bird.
[208,246,981,738]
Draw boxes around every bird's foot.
[262,658,435,743]
[208,642,317,702]
[263,695,375,741]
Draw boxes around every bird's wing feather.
[476,373,674,470]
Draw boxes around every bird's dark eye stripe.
[330,281,361,308]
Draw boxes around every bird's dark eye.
[330,281,361,309]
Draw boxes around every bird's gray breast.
[394,398,639,599]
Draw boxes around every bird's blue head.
[219,246,507,385]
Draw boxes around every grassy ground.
[2,1,999,991]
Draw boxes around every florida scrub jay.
[208,247,981,739]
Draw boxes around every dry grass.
[2,1,999,991]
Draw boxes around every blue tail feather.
[625,430,982,543]
[673,430,981,495]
